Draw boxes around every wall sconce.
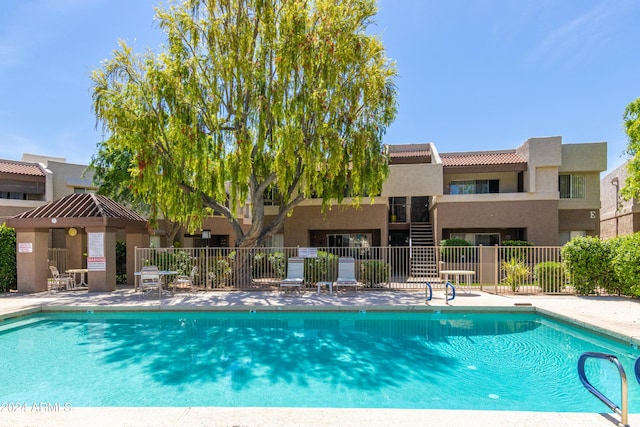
[202,229,211,247]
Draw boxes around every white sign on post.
[298,247,318,258]
[87,232,106,271]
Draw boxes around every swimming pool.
[0,310,638,412]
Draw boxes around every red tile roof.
[0,159,46,176]
[390,149,430,159]
[441,151,526,167]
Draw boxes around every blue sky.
[1,0,639,174]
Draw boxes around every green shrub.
[561,236,616,295]
[501,240,534,262]
[501,258,530,292]
[439,238,474,262]
[0,224,17,292]
[534,261,566,293]
[267,252,286,278]
[360,260,390,287]
[610,233,640,297]
[115,241,127,284]
[304,251,338,283]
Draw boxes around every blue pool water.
[0,310,638,412]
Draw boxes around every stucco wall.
[434,199,559,245]
[382,163,443,197]
[558,209,599,233]
[560,142,607,172]
[283,204,388,247]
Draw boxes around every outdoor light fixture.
[202,229,211,247]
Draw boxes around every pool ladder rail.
[578,352,640,427]
[424,282,455,305]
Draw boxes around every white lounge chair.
[48,266,74,291]
[335,257,359,292]
[139,266,162,297]
[279,257,304,294]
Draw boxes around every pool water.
[0,311,638,412]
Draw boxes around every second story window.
[559,174,585,199]
[450,179,499,195]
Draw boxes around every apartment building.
[0,154,96,221]
[600,161,640,239]
[192,136,606,249]
[3,137,606,250]
[0,154,96,250]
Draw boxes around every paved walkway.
[1,289,639,427]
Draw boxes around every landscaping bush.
[501,258,530,292]
[0,224,17,292]
[501,240,534,262]
[439,238,474,262]
[610,233,640,297]
[304,251,338,283]
[267,252,286,278]
[534,261,566,293]
[360,260,390,287]
[115,240,127,284]
[561,236,616,295]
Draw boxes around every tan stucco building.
[600,161,640,239]
[194,136,606,249]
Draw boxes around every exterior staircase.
[410,222,434,246]
[409,223,439,280]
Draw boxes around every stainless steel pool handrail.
[425,282,433,304]
[445,281,455,304]
[577,352,628,427]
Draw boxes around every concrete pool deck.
[0,288,639,427]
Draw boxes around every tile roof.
[389,149,430,159]
[440,151,526,167]
[13,193,147,221]
[0,159,46,176]
[387,144,431,160]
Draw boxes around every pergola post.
[85,226,118,292]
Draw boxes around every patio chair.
[279,257,304,294]
[172,266,198,293]
[335,257,359,292]
[139,266,162,298]
[48,266,74,291]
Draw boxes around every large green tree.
[91,0,397,250]
[621,97,640,201]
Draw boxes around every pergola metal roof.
[7,193,148,231]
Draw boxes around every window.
[263,186,282,206]
[264,233,284,248]
[327,233,371,249]
[450,179,499,195]
[389,197,406,222]
[0,192,26,200]
[73,187,95,194]
[450,233,500,245]
[559,175,585,199]
[559,230,586,245]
